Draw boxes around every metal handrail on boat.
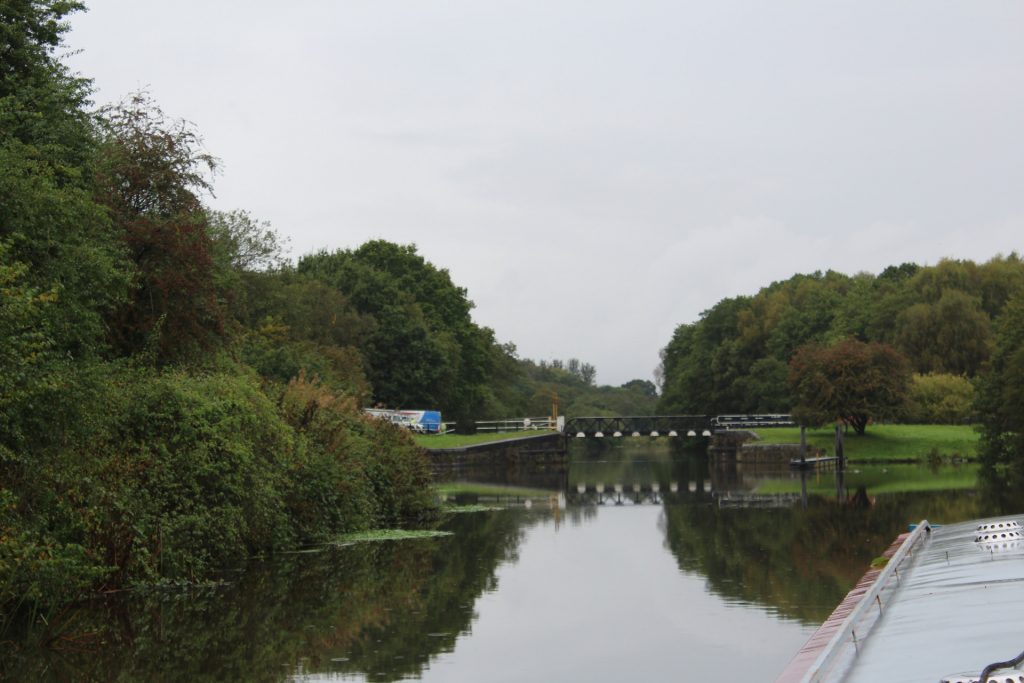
[799,519,933,683]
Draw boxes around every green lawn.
[753,424,979,461]
[413,431,557,449]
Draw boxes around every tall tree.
[895,289,992,376]
[975,291,1024,466]
[298,241,496,424]
[788,339,911,435]
[93,93,225,362]
[0,0,131,357]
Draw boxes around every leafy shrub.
[73,370,297,582]
[902,373,975,424]
[0,489,104,617]
[278,374,435,538]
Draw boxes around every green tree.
[788,339,911,435]
[0,246,56,455]
[298,242,496,425]
[0,0,131,358]
[975,291,1024,466]
[621,379,657,398]
[894,289,992,376]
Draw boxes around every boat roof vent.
[974,520,1023,544]
[940,671,1024,683]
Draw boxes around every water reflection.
[2,511,541,682]
[4,441,1023,682]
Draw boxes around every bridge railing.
[710,414,796,430]
[563,415,711,437]
[560,414,798,437]
[475,417,559,433]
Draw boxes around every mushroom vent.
[974,520,1023,543]
[940,672,1024,683]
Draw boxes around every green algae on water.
[334,529,454,544]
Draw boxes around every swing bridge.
[562,414,796,438]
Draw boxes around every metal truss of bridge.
[562,414,795,438]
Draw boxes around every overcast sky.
[67,1,1024,386]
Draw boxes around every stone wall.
[709,430,821,463]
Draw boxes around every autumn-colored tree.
[93,93,225,363]
[788,339,911,435]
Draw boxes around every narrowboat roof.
[777,515,1024,683]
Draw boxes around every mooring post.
[799,425,807,466]
[800,468,808,510]
[834,423,845,467]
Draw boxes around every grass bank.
[413,431,558,449]
[753,424,978,461]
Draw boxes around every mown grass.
[753,424,979,461]
[413,431,557,449]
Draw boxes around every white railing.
[475,417,559,433]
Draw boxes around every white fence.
[475,416,564,433]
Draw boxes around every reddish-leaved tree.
[788,339,911,435]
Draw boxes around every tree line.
[657,257,1024,449]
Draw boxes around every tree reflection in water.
[6,447,1024,681]
[659,463,1024,624]
[1,510,542,682]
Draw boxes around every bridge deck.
[563,414,796,437]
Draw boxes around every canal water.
[5,440,1020,681]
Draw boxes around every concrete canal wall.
[423,432,568,471]
[709,430,821,463]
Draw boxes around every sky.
[66,1,1024,386]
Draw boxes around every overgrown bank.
[0,0,444,627]
[1,370,436,618]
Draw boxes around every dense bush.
[901,373,975,424]
[1,368,437,620]
[278,374,434,536]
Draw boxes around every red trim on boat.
[774,532,911,683]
